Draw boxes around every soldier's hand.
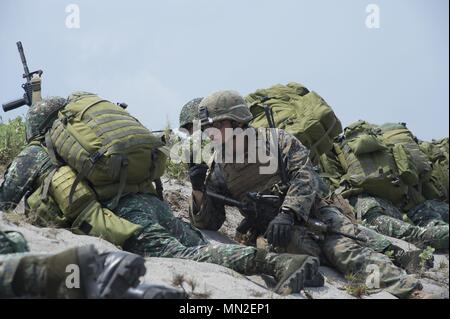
[188,163,209,191]
[265,211,294,248]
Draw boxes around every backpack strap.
[40,167,58,201]
[67,145,107,206]
[109,157,129,209]
[45,131,64,167]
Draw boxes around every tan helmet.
[198,90,253,126]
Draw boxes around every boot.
[77,245,146,299]
[390,245,434,274]
[254,249,324,295]
[124,284,188,299]
[12,245,146,298]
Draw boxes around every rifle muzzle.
[2,97,28,112]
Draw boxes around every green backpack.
[46,92,167,207]
[336,120,408,205]
[420,138,449,201]
[380,123,432,186]
[245,83,342,163]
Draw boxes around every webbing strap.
[79,99,108,120]
[40,168,58,201]
[45,131,63,167]
[88,109,128,117]
[101,128,150,147]
[109,157,129,209]
[84,114,137,126]
[67,145,109,206]
[92,121,143,137]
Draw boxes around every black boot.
[254,249,324,295]
[77,245,146,298]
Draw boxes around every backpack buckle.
[89,151,103,163]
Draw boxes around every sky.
[0,0,448,140]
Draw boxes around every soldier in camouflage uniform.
[189,90,422,298]
[0,96,324,295]
[351,195,448,251]
[0,229,187,299]
[179,97,203,134]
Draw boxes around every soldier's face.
[208,120,233,144]
[185,124,193,135]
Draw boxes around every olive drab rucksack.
[379,123,432,186]
[45,92,167,207]
[245,83,342,164]
[419,138,449,202]
[333,120,409,205]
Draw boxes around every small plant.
[344,272,367,298]
[171,273,212,299]
[438,260,448,271]
[419,246,435,270]
[384,250,395,260]
[0,116,26,167]
[165,160,188,182]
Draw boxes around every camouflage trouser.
[352,196,449,250]
[284,205,419,298]
[107,193,262,275]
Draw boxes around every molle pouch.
[47,165,95,219]
[392,144,419,186]
[26,185,68,227]
[71,201,142,247]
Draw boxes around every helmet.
[25,96,67,142]
[198,90,252,126]
[179,97,203,129]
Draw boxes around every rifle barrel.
[205,190,243,208]
[17,41,31,80]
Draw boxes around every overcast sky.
[0,0,448,140]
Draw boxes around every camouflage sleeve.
[189,163,226,231]
[278,130,323,221]
[0,145,51,211]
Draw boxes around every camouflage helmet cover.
[25,96,67,142]
[179,97,203,129]
[198,90,253,125]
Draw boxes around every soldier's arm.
[189,164,226,231]
[278,130,323,221]
[0,145,51,211]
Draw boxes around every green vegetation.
[344,272,367,298]
[0,116,26,168]
[419,246,435,270]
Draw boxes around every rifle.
[205,190,279,234]
[206,190,366,242]
[2,41,43,112]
